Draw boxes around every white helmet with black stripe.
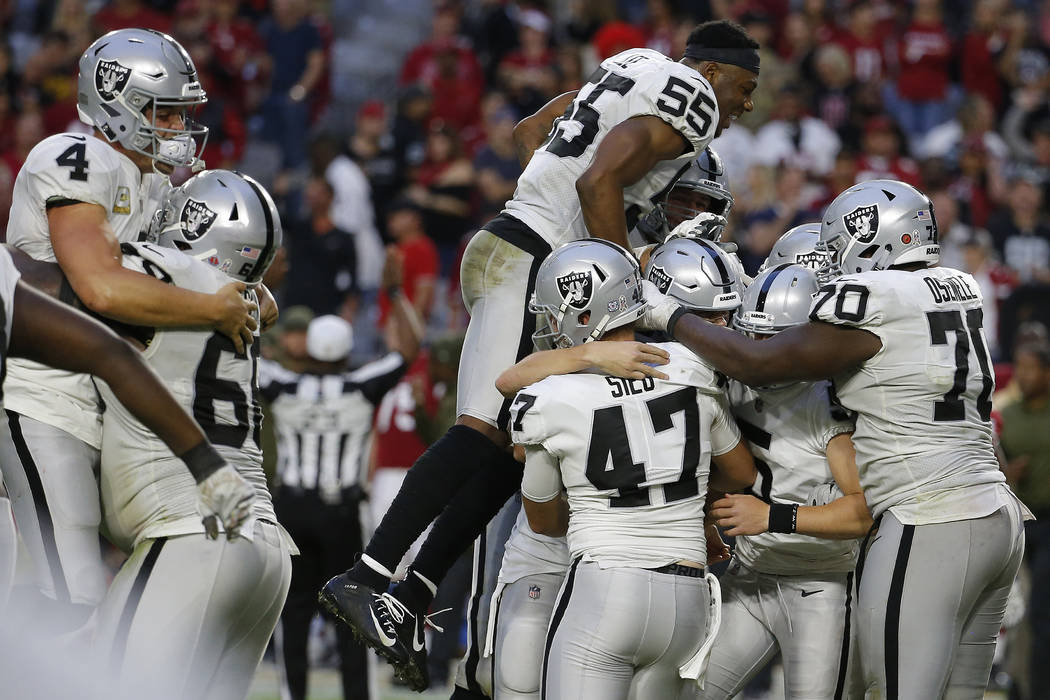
[644,237,742,318]
[733,264,820,336]
[817,179,939,279]
[150,169,281,285]
[530,239,647,349]
[77,28,208,169]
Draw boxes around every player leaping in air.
[321,20,761,690]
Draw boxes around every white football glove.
[639,279,684,333]
[197,464,254,540]
[665,212,728,243]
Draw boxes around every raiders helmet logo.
[842,205,879,243]
[556,270,593,310]
[95,59,131,102]
[795,250,830,270]
[648,265,673,294]
[180,199,217,240]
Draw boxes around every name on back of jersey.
[923,274,979,304]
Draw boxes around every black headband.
[684,46,760,75]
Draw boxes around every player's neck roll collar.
[683,47,761,75]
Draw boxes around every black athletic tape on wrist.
[179,441,226,483]
[768,503,798,534]
[667,306,691,336]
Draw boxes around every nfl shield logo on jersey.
[528,585,541,600]
[648,265,673,294]
[180,199,218,240]
[557,270,593,309]
[842,205,879,243]
[95,59,131,102]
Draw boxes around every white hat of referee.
[306,315,354,362]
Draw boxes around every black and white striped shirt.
[259,353,406,503]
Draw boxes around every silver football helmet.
[77,29,208,169]
[645,237,742,314]
[817,179,939,279]
[733,264,820,336]
[636,147,734,242]
[760,223,831,275]
[151,169,281,285]
[531,239,646,350]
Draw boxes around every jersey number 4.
[586,387,701,508]
[926,309,993,422]
[55,141,89,182]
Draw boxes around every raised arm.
[8,280,253,535]
[494,342,670,397]
[575,116,692,249]
[48,203,256,352]
[671,315,881,387]
[382,247,423,364]
[513,90,578,168]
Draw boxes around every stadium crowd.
[0,0,1048,698]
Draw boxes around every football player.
[633,147,734,245]
[0,28,259,623]
[512,239,755,699]
[88,170,290,700]
[647,179,1032,698]
[757,223,830,274]
[0,247,255,630]
[699,264,872,700]
[321,20,761,690]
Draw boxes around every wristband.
[178,441,225,483]
[667,306,691,336]
[768,503,798,534]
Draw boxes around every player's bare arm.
[522,493,568,538]
[709,438,757,493]
[576,115,692,250]
[672,315,882,386]
[48,202,257,353]
[712,432,874,539]
[382,247,424,364]
[495,342,670,397]
[8,279,252,534]
[2,244,63,298]
[512,90,578,168]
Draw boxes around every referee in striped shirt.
[261,252,422,700]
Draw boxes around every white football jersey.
[728,380,858,575]
[98,242,273,550]
[503,48,719,248]
[810,267,1016,525]
[515,343,739,569]
[497,505,571,586]
[5,133,169,448]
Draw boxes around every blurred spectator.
[1,111,44,180]
[473,105,521,221]
[93,0,171,34]
[883,0,958,145]
[310,135,384,292]
[258,0,325,170]
[565,0,619,45]
[498,8,557,117]
[933,189,983,270]
[271,305,315,372]
[282,175,358,316]
[555,44,586,94]
[400,1,483,132]
[998,341,1050,700]
[835,0,887,84]
[591,21,647,60]
[948,136,1001,228]
[961,0,1009,112]
[1000,6,1050,92]
[349,100,400,231]
[958,230,1009,357]
[408,122,475,266]
[643,0,678,56]
[811,43,854,135]
[738,11,797,130]
[378,198,438,325]
[205,0,266,109]
[854,114,922,186]
[987,173,1050,283]
[392,84,433,189]
[181,35,247,170]
[20,30,79,134]
[922,94,1009,163]
[1002,92,1050,198]
[753,85,841,177]
[738,163,823,273]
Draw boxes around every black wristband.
[768,503,798,534]
[178,441,225,483]
[667,306,691,336]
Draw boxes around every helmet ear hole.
[578,311,591,326]
[858,244,880,259]
[173,240,192,251]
